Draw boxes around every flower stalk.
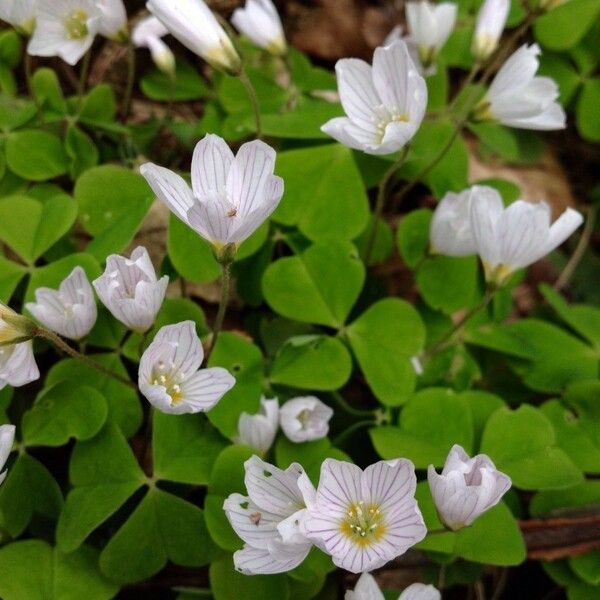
[207,255,234,360]
[238,67,262,138]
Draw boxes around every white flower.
[302,458,427,573]
[92,246,168,333]
[0,342,40,390]
[140,135,284,249]
[405,1,457,68]
[132,15,175,76]
[472,0,509,61]
[0,0,37,34]
[138,320,235,415]
[0,424,16,486]
[231,0,287,56]
[475,44,566,130]
[96,0,128,41]
[146,0,241,74]
[428,444,512,531]
[279,396,333,443]
[28,0,101,65]
[469,190,583,284]
[25,267,97,341]
[429,186,488,256]
[235,397,279,454]
[321,40,427,156]
[223,455,314,574]
[346,573,440,600]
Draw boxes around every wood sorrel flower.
[146,0,241,74]
[26,267,97,341]
[321,40,427,156]
[28,0,101,65]
[139,321,235,414]
[0,342,39,390]
[405,1,457,69]
[231,0,287,56]
[0,424,16,486]
[93,246,168,333]
[346,573,441,600]
[474,44,566,130]
[140,135,284,250]
[302,458,426,573]
[472,0,509,62]
[223,455,314,574]
[132,15,175,76]
[279,396,333,443]
[428,444,511,531]
[235,397,279,455]
[96,0,128,41]
[469,189,583,285]
[0,0,37,35]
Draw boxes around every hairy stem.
[121,41,136,120]
[206,261,232,360]
[238,68,262,138]
[35,327,135,388]
[76,49,92,111]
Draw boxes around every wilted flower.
[235,397,279,454]
[0,342,40,390]
[405,1,457,69]
[429,186,485,256]
[0,424,16,486]
[132,15,175,76]
[96,0,128,41]
[472,0,509,62]
[0,0,37,35]
[279,396,333,443]
[231,0,287,56]
[93,246,168,333]
[25,267,97,341]
[28,0,101,65]
[138,320,235,414]
[146,0,241,74]
[428,445,512,531]
[302,458,427,573]
[346,573,441,600]
[469,191,583,285]
[321,40,427,155]
[140,135,284,250]
[223,455,314,574]
[473,44,566,130]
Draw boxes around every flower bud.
[471,0,509,62]
[231,0,287,56]
[235,397,279,454]
[0,304,36,346]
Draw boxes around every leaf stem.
[35,327,136,389]
[121,41,136,120]
[333,420,374,446]
[206,260,232,361]
[330,391,376,418]
[238,68,262,139]
[363,146,410,265]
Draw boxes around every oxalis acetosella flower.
[93,246,168,334]
[95,0,128,42]
[28,0,102,65]
[346,573,441,600]
[279,396,333,443]
[321,40,427,156]
[140,135,284,256]
[138,320,235,414]
[223,455,315,574]
[132,15,175,77]
[428,445,512,531]
[0,0,37,35]
[473,44,566,130]
[25,267,97,342]
[301,458,427,573]
[430,185,584,285]
[472,0,509,62]
[231,0,287,56]
[0,425,16,486]
[235,397,279,455]
[146,0,241,75]
[0,342,39,390]
[405,1,457,71]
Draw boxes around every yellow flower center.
[64,9,89,40]
[340,501,386,547]
[151,361,185,406]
